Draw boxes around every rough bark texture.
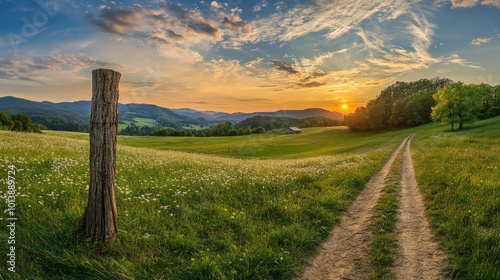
[82,68,120,243]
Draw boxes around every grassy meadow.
[0,127,406,279]
[118,118,156,132]
[0,118,498,279]
[411,117,500,279]
[47,127,409,159]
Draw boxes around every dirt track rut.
[301,135,447,280]
[393,136,447,279]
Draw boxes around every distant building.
[284,127,302,134]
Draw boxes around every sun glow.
[341,104,348,109]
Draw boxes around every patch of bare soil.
[301,136,411,280]
[392,137,447,279]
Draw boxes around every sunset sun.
[342,104,348,109]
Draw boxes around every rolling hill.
[0,96,343,132]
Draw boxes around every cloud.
[271,60,299,74]
[186,21,220,38]
[450,0,480,7]
[89,8,144,35]
[165,29,184,41]
[86,4,223,63]
[210,1,222,9]
[246,0,416,43]
[358,6,440,75]
[294,51,335,74]
[0,53,131,82]
[252,5,262,12]
[88,4,223,41]
[162,3,221,39]
[87,2,255,55]
[236,0,444,78]
[446,53,484,69]
[293,81,327,89]
[482,0,500,7]
[449,0,500,7]
[222,17,248,33]
[471,37,492,45]
[252,0,269,12]
[301,72,329,83]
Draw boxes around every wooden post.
[82,68,121,243]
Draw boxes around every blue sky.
[0,0,499,113]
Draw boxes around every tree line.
[0,112,46,133]
[345,78,500,132]
[119,121,266,137]
[119,115,342,137]
[236,115,341,131]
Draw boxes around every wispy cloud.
[245,0,416,44]
[252,0,269,12]
[449,0,500,7]
[471,37,493,45]
[234,0,442,79]
[87,2,256,59]
[89,8,143,35]
[446,53,484,69]
[271,60,299,75]
[450,0,480,7]
[482,0,500,7]
[294,50,345,75]
[360,4,440,75]
[0,53,131,82]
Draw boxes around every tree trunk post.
[82,68,121,243]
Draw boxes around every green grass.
[118,117,156,131]
[369,150,402,280]
[181,124,205,130]
[411,116,500,279]
[0,128,400,279]
[1,118,498,279]
[47,127,413,159]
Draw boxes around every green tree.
[0,111,14,130]
[244,126,252,135]
[12,120,23,132]
[228,129,238,136]
[212,121,234,136]
[151,128,169,136]
[195,130,206,137]
[389,97,408,129]
[252,126,265,134]
[11,114,34,132]
[432,82,483,131]
[344,106,370,132]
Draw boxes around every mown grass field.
[0,118,498,279]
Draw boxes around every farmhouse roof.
[288,127,301,132]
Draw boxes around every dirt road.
[301,135,447,280]
[393,136,447,279]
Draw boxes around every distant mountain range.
[0,96,343,131]
[170,107,343,122]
